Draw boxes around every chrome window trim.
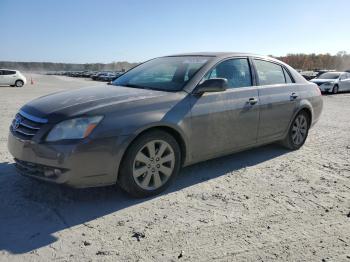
[19,110,48,123]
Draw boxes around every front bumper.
[318,84,333,92]
[7,131,129,188]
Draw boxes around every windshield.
[317,72,340,79]
[112,56,211,91]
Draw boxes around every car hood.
[21,85,172,121]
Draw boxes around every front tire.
[118,130,181,198]
[282,111,310,150]
[15,80,24,87]
[332,85,339,94]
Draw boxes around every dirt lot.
[0,74,349,261]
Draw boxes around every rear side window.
[254,60,286,85]
[3,70,16,75]
[205,58,252,88]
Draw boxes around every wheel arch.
[116,123,189,182]
[284,101,313,138]
[15,79,24,85]
[290,100,313,127]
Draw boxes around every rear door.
[189,58,260,160]
[0,70,4,85]
[253,59,299,143]
[2,70,16,84]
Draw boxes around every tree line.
[1,51,350,72]
[274,51,350,71]
[0,61,138,72]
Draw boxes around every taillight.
[313,84,321,95]
[316,86,321,95]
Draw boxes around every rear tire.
[281,111,310,150]
[15,80,24,87]
[118,130,181,198]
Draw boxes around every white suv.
[0,69,27,87]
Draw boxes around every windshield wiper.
[116,83,177,92]
[118,84,151,90]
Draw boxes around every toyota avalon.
[8,53,323,197]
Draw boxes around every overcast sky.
[1,0,349,63]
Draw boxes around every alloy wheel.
[291,114,308,145]
[132,140,175,190]
[16,81,23,87]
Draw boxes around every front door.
[189,58,259,160]
[339,73,350,91]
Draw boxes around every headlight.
[324,82,334,86]
[46,116,103,142]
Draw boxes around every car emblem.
[13,116,22,130]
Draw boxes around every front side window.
[340,73,348,80]
[204,58,252,88]
[3,70,15,75]
[112,56,211,91]
[254,60,286,85]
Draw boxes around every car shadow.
[0,144,288,254]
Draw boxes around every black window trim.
[2,70,16,75]
[252,57,295,86]
[196,56,256,90]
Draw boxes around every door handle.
[290,92,298,100]
[248,97,258,105]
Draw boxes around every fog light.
[54,169,62,176]
[44,170,55,177]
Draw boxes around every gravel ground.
[0,74,349,262]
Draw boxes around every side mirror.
[193,78,228,95]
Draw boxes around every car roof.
[165,52,285,64]
[166,52,264,58]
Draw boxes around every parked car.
[8,53,323,197]
[310,72,350,94]
[300,71,318,80]
[98,72,116,81]
[82,71,96,78]
[91,72,107,80]
[0,69,27,87]
[100,72,124,82]
[315,69,335,78]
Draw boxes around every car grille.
[11,110,47,140]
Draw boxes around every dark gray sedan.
[8,53,323,197]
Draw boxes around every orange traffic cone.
[30,77,34,85]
